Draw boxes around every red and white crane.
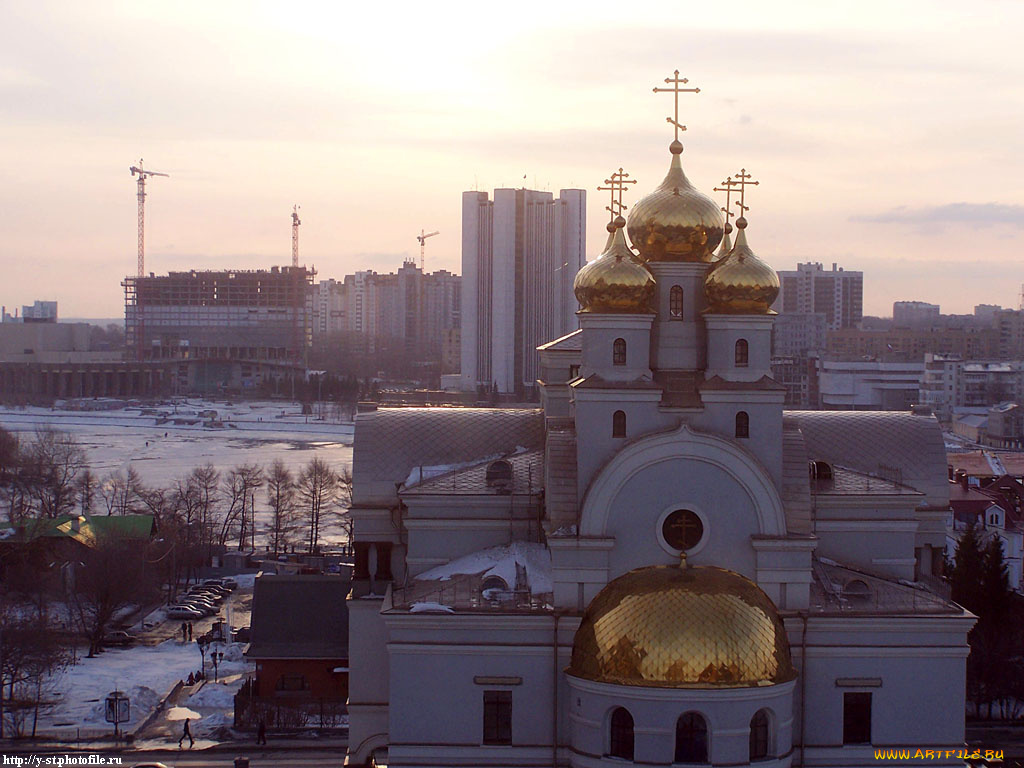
[416,229,439,271]
[129,159,169,277]
[292,205,301,267]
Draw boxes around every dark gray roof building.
[246,574,349,660]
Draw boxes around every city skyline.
[2,1,1023,318]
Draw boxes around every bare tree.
[265,460,298,557]
[220,464,263,549]
[333,466,354,546]
[21,428,87,518]
[69,534,158,657]
[75,468,97,515]
[99,467,146,516]
[297,458,338,553]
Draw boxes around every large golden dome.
[574,219,656,314]
[703,218,780,314]
[626,142,724,263]
[567,563,796,688]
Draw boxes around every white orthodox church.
[346,84,973,767]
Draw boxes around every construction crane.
[291,205,301,267]
[129,159,169,277]
[416,229,439,270]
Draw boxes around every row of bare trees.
[0,426,352,555]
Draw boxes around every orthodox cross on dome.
[597,167,637,221]
[731,168,759,217]
[714,177,740,226]
[653,70,701,143]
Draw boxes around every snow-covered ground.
[0,399,353,488]
[0,398,355,544]
[40,637,251,738]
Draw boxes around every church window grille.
[483,690,512,745]
[613,338,627,366]
[843,692,872,744]
[735,339,749,367]
[736,411,750,439]
[749,709,771,761]
[670,285,684,319]
[608,707,634,760]
[675,711,709,763]
[662,510,704,551]
[612,410,626,438]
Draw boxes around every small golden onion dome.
[711,220,733,263]
[574,221,656,313]
[703,217,780,314]
[567,564,796,689]
[626,142,724,263]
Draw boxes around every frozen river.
[0,399,355,542]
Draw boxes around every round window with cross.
[661,509,704,551]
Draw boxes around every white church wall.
[347,595,391,765]
[384,614,558,757]
[812,497,921,580]
[578,315,654,381]
[694,393,784,487]
[646,262,709,371]
[566,674,795,767]
[797,616,972,767]
[705,315,774,381]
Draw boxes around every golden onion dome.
[626,141,724,263]
[567,563,796,689]
[703,217,780,314]
[574,218,656,313]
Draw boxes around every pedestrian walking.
[188,622,193,641]
[257,718,267,745]
[179,718,194,749]
[180,622,187,642]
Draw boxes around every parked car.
[166,606,202,619]
[102,630,137,647]
[222,578,238,590]
[179,602,215,616]
[188,588,222,602]
[232,626,251,643]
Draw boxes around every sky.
[1,0,1023,319]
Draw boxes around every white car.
[166,606,202,619]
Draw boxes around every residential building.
[920,354,1024,420]
[827,327,1000,360]
[774,262,863,330]
[460,187,586,396]
[816,358,925,410]
[893,301,940,328]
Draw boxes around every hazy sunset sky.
[2,0,1022,318]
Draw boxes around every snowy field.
[0,398,355,545]
[0,399,353,488]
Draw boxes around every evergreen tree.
[951,521,986,614]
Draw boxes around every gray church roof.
[352,407,545,505]
[246,574,349,660]
[537,329,582,351]
[402,449,544,496]
[785,411,949,508]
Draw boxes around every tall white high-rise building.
[460,187,585,395]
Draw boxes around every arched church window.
[749,709,772,761]
[670,285,684,319]
[735,411,750,439]
[675,711,709,763]
[735,338,749,367]
[613,338,627,366]
[608,707,634,760]
[662,510,704,551]
[843,579,871,605]
[809,460,833,480]
[612,410,626,438]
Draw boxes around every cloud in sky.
[853,203,1024,229]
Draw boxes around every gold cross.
[653,70,701,142]
[597,168,637,221]
[667,512,701,547]
[731,168,759,216]
[714,178,740,225]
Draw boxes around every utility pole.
[129,159,169,277]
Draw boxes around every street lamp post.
[197,636,208,678]
[212,649,224,682]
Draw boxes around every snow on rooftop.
[402,446,531,488]
[417,541,552,595]
[409,602,455,613]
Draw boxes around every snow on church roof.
[402,449,544,496]
[351,407,544,505]
[390,542,553,613]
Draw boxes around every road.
[0,747,347,767]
